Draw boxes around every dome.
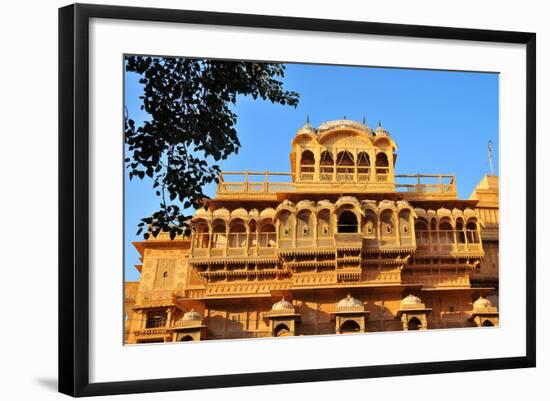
[317,119,371,134]
[193,207,212,220]
[297,121,316,135]
[259,207,276,220]
[374,122,389,137]
[212,207,230,220]
[182,309,202,321]
[401,294,423,308]
[230,207,249,220]
[272,297,294,312]
[296,199,316,211]
[473,296,493,309]
[336,294,363,310]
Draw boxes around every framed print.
[58,3,536,397]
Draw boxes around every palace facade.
[124,119,499,344]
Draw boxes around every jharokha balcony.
[189,226,483,260]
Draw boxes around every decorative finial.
[343,115,347,120]
[306,114,310,125]
[378,120,382,127]
[362,116,366,124]
[488,140,494,176]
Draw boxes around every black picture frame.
[58,3,536,397]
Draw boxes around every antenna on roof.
[488,140,494,176]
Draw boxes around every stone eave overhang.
[132,238,190,257]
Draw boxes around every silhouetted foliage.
[125,56,300,239]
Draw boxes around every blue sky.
[124,61,499,281]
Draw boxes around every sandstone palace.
[124,119,499,344]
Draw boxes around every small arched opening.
[320,151,334,181]
[296,210,313,240]
[482,320,494,327]
[357,152,370,182]
[399,210,412,244]
[337,210,358,233]
[340,320,361,334]
[363,210,377,239]
[300,150,315,181]
[317,209,332,239]
[380,210,395,242]
[407,317,422,331]
[336,151,355,181]
[179,335,194,342]
[375,153,389,181]
[277,210,293,247]
[274,323,291,337]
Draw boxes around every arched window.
[466,220,480,243]
[298,210,313,235]
[317,209,331,238]
[319,151,334,181]
[340,320,361,333]
[193,219,209,248]
[211,221,227,248]
[336,151,354,181]
[259,223,276,247]
[228,221,247,248]
[277,210,293,248]
[399,210,411,235]
[337,210,358,233]
[439,220,453,244]
[414,219,429,245]
[375,153,389,181]
[363,211,377,238]
[300,150,315,180]
[357,152,370,182]
[407,317,422,330]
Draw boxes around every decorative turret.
[469,296,499,327]
[397,294,431,330]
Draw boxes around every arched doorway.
[482,320,494,327]
[340,320,361,333]
[407,317,422,330]
[338,211,358,233]
[179,335,194,341]
[274,323,291,337]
